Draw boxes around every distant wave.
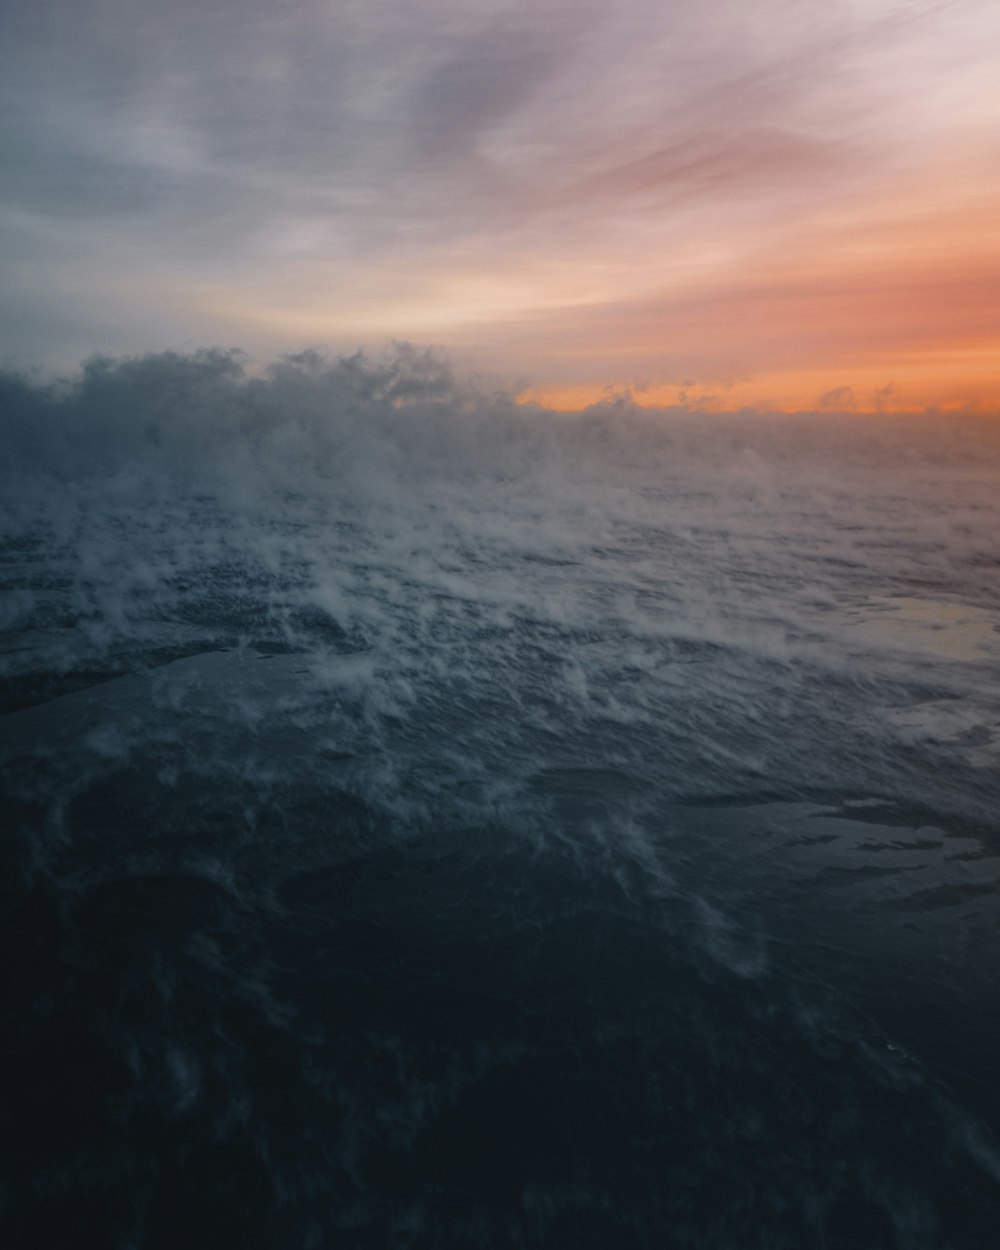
[2,345,998,825]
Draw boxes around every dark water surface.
[3,351,1000,1247]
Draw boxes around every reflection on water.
[847,595,1000,663]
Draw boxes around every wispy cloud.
[3,0,999,407]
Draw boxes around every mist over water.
[3,346,1000,1248]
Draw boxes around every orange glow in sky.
[5,0,1000,413]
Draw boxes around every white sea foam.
[1,344,999,835]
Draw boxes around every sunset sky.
[4,0,999,411]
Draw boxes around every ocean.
[2,346,999,1248]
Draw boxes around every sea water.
[2,347,999,1248]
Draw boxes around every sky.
[3,0,1000,411]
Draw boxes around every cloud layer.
[3,1,1000,407]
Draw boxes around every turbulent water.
[2,346,1000,1248]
